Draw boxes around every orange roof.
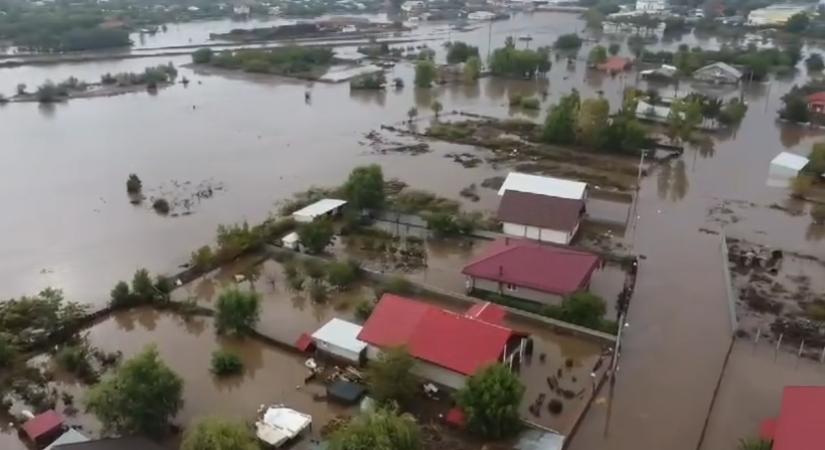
[807,92,825,104]
[598,57,632,73]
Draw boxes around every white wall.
[502,222,572,245]
[470,277,564,306]
[315,340,363,364]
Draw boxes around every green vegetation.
[0,288,87,351]
[806,53,824,72]
[781,80,825,123]
[215,289,261,336]
[414,60,437,87]
[808,143,825,175]
[426,212,480,237]
[376,275,414,297]
[737,438,772,450]
[210,349,244,376]
[389,189,460,215]
[343,164,385,210]
[366,347,417,406]
[463,56,482,82]
[190,245,215,272]
[182,417,258,450]
[350,72,386,90]
[785,13,810,33]
[126,174,142,194]
[355,299,375,322]
[455,364,524,439]
[642,42,801,81]
[509,94,540,110]
[588,45,608,65]
[329,409,421,450]
[0,336,15,368]
[811,204,825,225]
[203,47,335,79]
[326,259,361,289]
[553,33,583,51]
[100,63,178,89]
[489,44,551,79]
[298,220,334,254]
[431,100,443,118]
[85,345,183,437]
[608,42,621,56]
[56,342,96,383]
[407,106,419,123]
[153,198,170,214]
[0,13,130,53]
[192,48,214,64]
[110,268,169,308]
[445,41,480,64]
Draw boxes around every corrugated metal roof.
[292,199,347,221]
[771,152,809,171]
[763,386,825,450]
[497,172,587,200]
[45,429,88,450]
[311,318,367,354]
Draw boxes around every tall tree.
[297,220,334,254]
[329,409,421,450]
[366,347,418,407]
[182,417,258,450]
[215,289,261,336]
[576,98,610,147]
[455,364,524,439]
[542,90,580,144]
[587,45,608,65]
[85,345,183,437]
[414,60,436,88]
[343,165,385,210]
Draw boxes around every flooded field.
[3,9,825,450]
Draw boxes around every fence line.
[719,232,739,333]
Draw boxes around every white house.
[310,318,367,364]
[291,198,347,223]
[496,172,588,245]
[635,0,666,12]
[768,152,809,188]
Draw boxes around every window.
[505,283,518,292]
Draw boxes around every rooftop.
[357,294,518,375]
[462,239,601,295]
[771,152,809,171]
[597,56,632,72]
[760,386,825,450]
[311,318,367,355]
[291,198,347,221]
[22,410,63,441]
[51,437,165,450]
[497,172,587,201]
[497,190,585,232]
[694,62,742,79]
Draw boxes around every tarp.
[326,380,366,405]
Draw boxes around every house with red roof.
[22,410,64,446]
[759,386,825,450]
[357,294,527,389]
[807,92,825,114]
[597,56,632,75]
[462,238,601,306]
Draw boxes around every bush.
[0,337,16,368]
[298,220,334,254]
[132,268,156,302]
[182,417,258,450]
[110,281,134,307]
[554,33,583,50]
[192,48,214,64]
[414,60,436,88]
[153,198,171,214]
[215,289,261,336]
[520,97,540,110]
[57,344,96,382]
[303,258,326,281]
[309,283,327,302]
[355,299,375,322]
[366,347,417,406]
[811,204,825,225]
[446,41,480,64]
[191,245,215,271]
[377,276,413,297]
[327,260,361,289]
[210,349,244,376]
[126,174,142,194]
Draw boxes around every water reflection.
[37,102,57,118]
[656,158,689,201]
[413,86,434,108]
[806,223,825,241]
[349,89,387,107]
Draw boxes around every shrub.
[153,198,171,214]
[309,283,328,302]
[126,174,142,194]
[0,337,16,368]
[298,220,334,254]
[355,299,375,322]
[327,260,360,289]
[414,60,436,88]
[132,268,156,302]
[520,97,540,110]
[377,276,413,297]
[215,289,261,336]
[210,350,244,376]
[303,258,326,281]
[192,48,214,64]
[811,204,825,225]
[57,344,96,382]
[191,245,215,271]
[110,281,135,307]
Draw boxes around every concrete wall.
[469,277,564,306]
[366,345,468,390]
[502,222,572,245]
[314,340,364,364]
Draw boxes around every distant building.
[291,198,347,223]
[233,4,250,14]
[497,172,588,245]
[759,386,825,450]
[768,152,809,188]
[807,92,825,114]
[635,0,666,12]
[358,294,527,389]
[692,62,742,84]
[400,0,424,12]
[597,56,632,74]
[747,4,810,26]
[462,238,602,306]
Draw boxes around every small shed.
[768,152,809,188]
[292,199,347,223]
[282,231,300,250]
[326,380,367,405]
[311,318,367,364]
[22,410,64,445]
[692,62,742,84]
[597,56,632,74]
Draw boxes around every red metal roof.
[598,57,632,73]
[462,239,601,296]
[807,92,825,104]
[295,333,314,352]
[763,386,825,450]
[357,294,516,376]
[464,302,506,325]
[22,410,63,441]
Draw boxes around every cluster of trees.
[110,268,172,308]
[215,289,260,336]
[489,38,551,79]
[445,41,479,64]
[781,80,825,124]
[0,12,130,52]
[282,256,362,300]
[414,60,437,87]
[553,33,583,51]
[202,47,335,76]
[642,41,801,80]
[100,63,178,89]
[350,72,386,90]
[542,90,649,154]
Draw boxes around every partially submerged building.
[597,56,632,75]
[692,62,742,85]
[462,238,601,306]
[497,172,588,245]
[747,4,811,27]
[759,386,825,450]
[358,294,527,389]
[806,91,825,114]
[22,410,64,447]
[635,0,667,12]
[291,198,347,223]
[310,317,368,364]
[768,152,809,188]
[255,406,313,448]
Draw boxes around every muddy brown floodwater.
[3,10,825,450]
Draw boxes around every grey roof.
[694,62,742,79]
[53,437,165,450]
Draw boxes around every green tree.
[489,46,549,79]
[191,245,215,271]
[608,42,621,56]
[780,94,810,123]
[0,336,16,368]
[182,417,258,450]
[588,45,608,65]
[131,268,156,302]
[463,56,482,82]
[576,98,610,146]
[192,48,214,64]
[297,220,334,254]
[808,142,825,174]
[554,33,583,50]
[210,349,244,376]
[326,259,360,289]
[110,281,134,307]
[343,165,385,210]
[215,289,261,336]
[737,438,772,450]
[559,292,607,329]
[785,13,809,33]
[455,364,524,439]
[407,106,418,123]
[126,174,142,194]
[583,8,605,29]
[329,409,421,450]
[627,34,646,60]
[414,60,436,88]
[431,100,443,118]
[807,53,824,72]
[366,347,417,406]
[85,346,183,437]
[446,41,479,64]
[542,90,580,144]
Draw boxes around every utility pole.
[487,20,493,62]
